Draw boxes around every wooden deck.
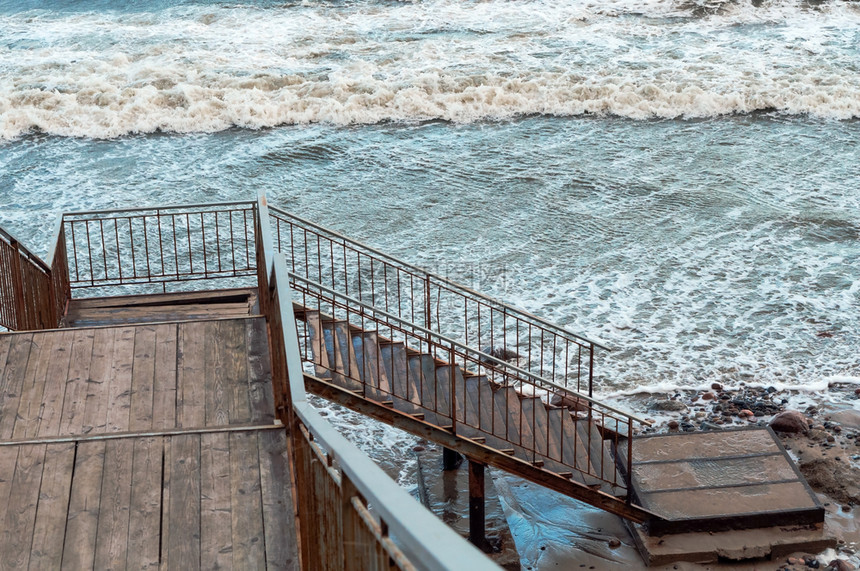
[0,314,298,569]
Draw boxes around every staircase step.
[521,397,550,457]
[407,354,436,410]
[434,361,460,420]
[547,408,588,485]
[350,332,367,383]
[481,378,507,439]
[495,386,521,445]
[303,310,332,379]
[463,375,485,428]
[356,331,392,398]
[517,395,540,451]
[322,320,363,391]
[574,415,627,493]
[380,341,410,402]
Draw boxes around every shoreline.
[611,382,860,570]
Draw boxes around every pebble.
[608,538,621,548]
[650,399,688,412]
[739,409,754,417]
[711,382,723,391]
[668,420,680,430]
[770,410,810,433]
[827,560,855,571]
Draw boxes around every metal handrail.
[258,194,499,570]
[289,272,650,427]
[269,205,609,351]
[61,200,257,218]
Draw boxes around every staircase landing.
[0,315,297,569]
[627,428,824,535]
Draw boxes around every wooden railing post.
[341,473,360,571]
[8,238,27,330]
[468,460,486,550]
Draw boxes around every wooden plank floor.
[0,316,298,570]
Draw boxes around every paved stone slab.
[628,520,836,566]
[629,428,824,535]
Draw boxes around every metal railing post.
[449,346,456,435]
[588,344,594,399]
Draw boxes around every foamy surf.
[3,0,860,140]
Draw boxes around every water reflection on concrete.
[492,472,643,570]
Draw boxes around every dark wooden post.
[442,447,462,471]
[468,460,486,549]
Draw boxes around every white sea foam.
[2,0,860,139]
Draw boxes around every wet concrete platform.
[629,521,836,566]
[627,427,824,535]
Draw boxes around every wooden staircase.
[295,308,628,500]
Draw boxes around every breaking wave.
[2,0,860,139]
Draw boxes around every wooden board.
[106,327,135,433]
[62,440,106,570]
[246,318,275,424]
[204,320,230,427]
[0,443,46,569]
[130,325,158,431]
[59,328,96,436]
[80,327,116,435]
[0,334,35,439]
[166,434,201,570]
[64,303,254,328]
[230,431,266,568]
[177,321,206,428]
[259,429,299,570]
[29,443,75,569]
[200,432,232,570]
[93,438,134,570]
[127,437,163,570]
[36,330,75,437]
[152,324,178,430]
[224,319,250,424]
[11,333,53,439]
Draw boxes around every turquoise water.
[1,0,859,393]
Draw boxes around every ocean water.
[3,0,860,422]
[2,0,859,389]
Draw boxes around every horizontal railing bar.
[61,200,256,218]
[289,271,649,426]
[0,422,284,447]
[270,205,609,351]
[69,270,257,285]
